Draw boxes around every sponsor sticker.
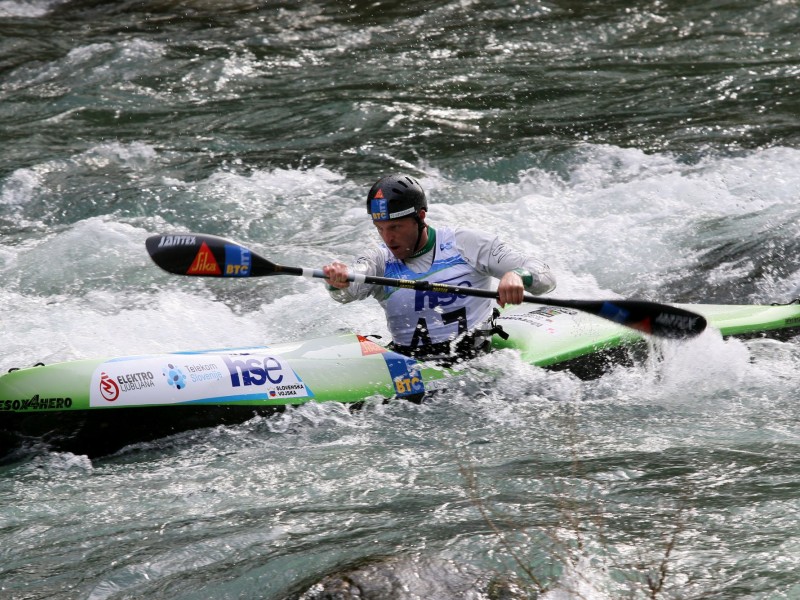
[370,198,388,221]
[382,352,425,397]
[357,335,386,356]
[1,395,73,412]
[187,242,222,275]
[99,372,120,401]
[158,235,197,247]
[498,305,577,326]
[90,354,313,407]
[224,244,251,277]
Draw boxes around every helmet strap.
[409,215,428,259]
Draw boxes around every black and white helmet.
[366,174,427,221]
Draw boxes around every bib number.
[410,307,468,349]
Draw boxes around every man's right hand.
[322,261,350,289]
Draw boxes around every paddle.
[145,233,707,339]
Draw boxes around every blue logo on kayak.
[383,352,425,397]
[223,356,284,387]
[163,364,187,390]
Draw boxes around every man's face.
[373,215,421,260]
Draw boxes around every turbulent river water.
[2,1,800,598]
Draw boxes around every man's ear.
[417,209,427,221]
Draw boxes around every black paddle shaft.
[145,233,707,338]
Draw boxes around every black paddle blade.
[574,299,707,338]
[146,233,277,277]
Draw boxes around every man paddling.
[323,174,555,361]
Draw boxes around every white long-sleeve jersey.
[328,225,555,349]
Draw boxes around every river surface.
[2,1,800,598]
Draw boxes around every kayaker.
[323,174,556,362]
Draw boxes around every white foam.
[0,141,159,209]
[0,0,66,18]
[0,167,43,205]
[420,146,800,297]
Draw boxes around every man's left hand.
[497,271,525,307]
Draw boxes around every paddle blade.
[582,299,707,338]
[146,233,277,277]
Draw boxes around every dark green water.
[2,1,800,598]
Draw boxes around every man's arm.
[454,228,556,307]
[322,247,387,304]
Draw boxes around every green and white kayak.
[1,300,799,459]
[4,301,798,413]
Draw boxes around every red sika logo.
[99,372,120,402]
[357,335,386,356]
[187,242,222,275]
